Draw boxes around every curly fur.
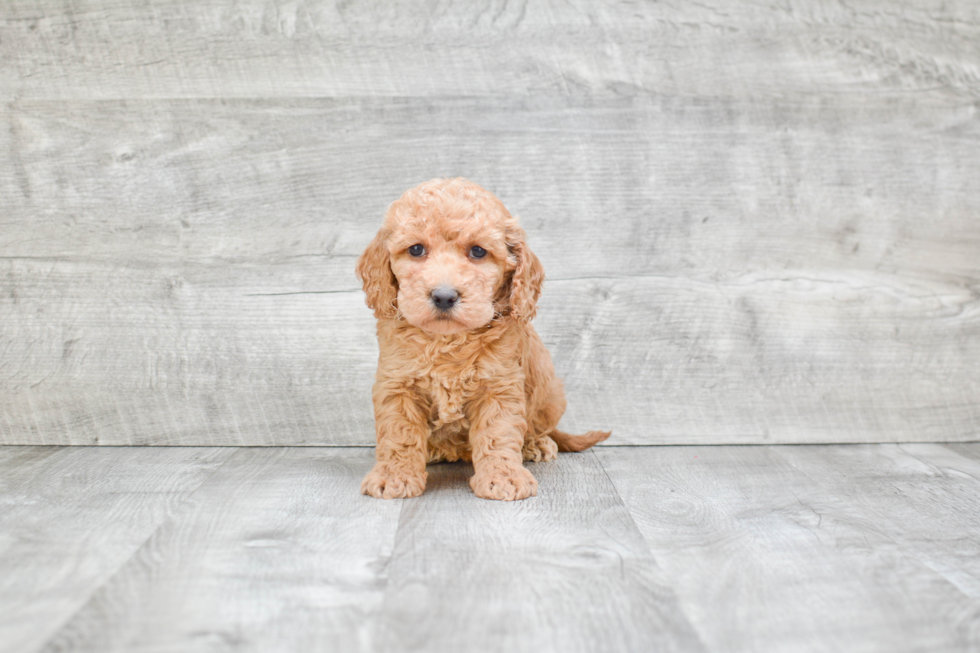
[356,178,610,501]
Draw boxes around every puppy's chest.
[416,364,485,429]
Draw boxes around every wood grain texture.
[772,443,980,601]
[2,264,976,445]
[38,447,401,653]
[373,452,703,653]
[547,273,979,443]
[1,1,978,101]
[5,444,980,652]
[0,446,232,653]
[596,445,980,653]
[2,96,978,445]
[1,258,378,445]
[4,97,979,277]
[2,1,979,445]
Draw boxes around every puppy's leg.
[467,390,538,501]
[522,326,566,463]
[361,382,429,499]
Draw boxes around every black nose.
[430,286,460,311]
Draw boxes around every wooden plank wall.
[1,0,978,446]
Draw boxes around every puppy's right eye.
[408,244,425,257]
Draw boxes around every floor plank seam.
[31,447,242,653]
[589,449,712,652]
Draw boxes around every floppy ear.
[355,228,398,319]
[507,227,545,323]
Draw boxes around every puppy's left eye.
[469,245,487,259]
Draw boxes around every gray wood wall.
[2,0,978,446]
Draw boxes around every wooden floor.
[2,444,978,652]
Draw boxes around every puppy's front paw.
[470,463,538,501]
[361,463,426,499]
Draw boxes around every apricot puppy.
[356,178,610,501]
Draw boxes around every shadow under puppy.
[356,178,610,501]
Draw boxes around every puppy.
[356,178,610,501]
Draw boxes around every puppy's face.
[388,200,510,335]
[356,178,544,335]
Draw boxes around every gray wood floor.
[2,444,978,653]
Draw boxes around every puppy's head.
[355,178,544,335]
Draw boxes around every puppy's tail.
[551,429,611,452]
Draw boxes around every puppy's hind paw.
[470,463,538,501]
[361,463,426,499]
[523,435,559,462]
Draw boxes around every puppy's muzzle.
[430,286,460,312]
